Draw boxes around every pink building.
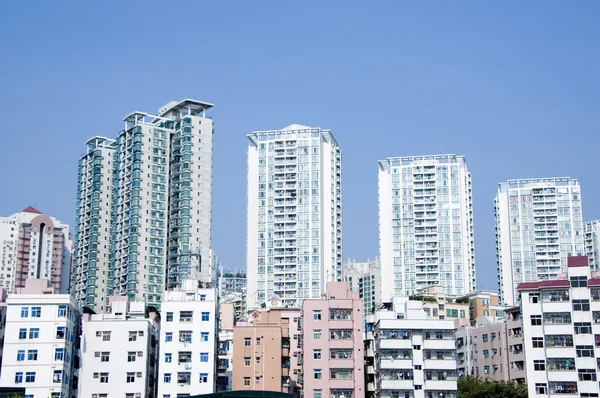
[0,207,72,294]
[303,282,365,398]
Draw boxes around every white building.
[378,154,476,300]
[584,220,600,271]
[246,125,342,309]
[0,207,72,294]
[71,136,115,312]
[366,297,458,398]
[0,289,7,379]
[495,177,584,305]
[518,255,600,397]
[78,297,160,398]
[157,280,218,397]
[0,279,80,398]
[342,258,382,317]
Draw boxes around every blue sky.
[0,1,598,291]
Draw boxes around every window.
[534,360,545,371]
[55,348,64,361]
[29,328,39,339]
[28,350,38,361]
[255,376,260,384]
[578,369,597,381]
[201,312,210,321]
[179,331,192,342]
[200,353,209,362]
[535,383,547,394]
[313,310,322,320]
[100,373,109,383]
[128,352,136,362]
[530,315,542,326]
[314,330,321,340]
[570,276,587,288]
[244,377,251,386]
[256,337,261,345]
[199,373,209,383]
[483,350,489,358]
[200,295,206,301]
[180,311,193,322]
[129,331,137,341]
[314,350,322,360]
[166,312,174,322]
[102,331,111,341]
[244,357,251,366]
[573,299,590,311]
[56,326,66,339]
[165,332,173,342]
[53,370,62,383]
[15,372,23,384]
[482,334,488,342]
[244,338,251,347]
[164,373,172,383]
[31,306,41,317]
[533,337,544,348]
[100,352,110,362]
[314,369,322,379]
[17,350,25,361]
[201,332,209,342]
[256,357,261,364]
[58,305,67,318]
[25,372,36,383]
[177,372,191,385]
[484,366,489,374]
[127,373,135,383]
[19,328,26,339]
[165,353,172,363]
[314,391,322,398]
[330,368,353,379]
[21,307,28,318]
[577,345,594,357]
[575,322,593,334]
[330,329,352,340]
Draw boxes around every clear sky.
[0,1,598,291]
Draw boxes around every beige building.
[232,306,302,397]
[412,285,471,324]
[463,291,507,325]
[505,306,526,383]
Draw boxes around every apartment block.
[378,154,476,299]
[584,220,600,271]
[157,280,218,397]
[365,298,458,398]
[412,285,470,323]
[232,306,302,397]
[302,282,365,398]
[246,125,342,309]
[518,256,600,396]
[495,177,584,305]
[505,306,526,383]
[78,297,160,398]
[0,279,80,398]
[0,289,7,379]
[217,302,235,392]
[0,207,72,294]
[342,258,382,317]
[218,269,246,297]
[462,291,506,325]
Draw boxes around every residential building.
[0,279,80,398]
[461,290,507,325]
[72,99,215,310]
[71,136,115,312]
[505,306,526,383]
[0,207,72,294]
[246,125,342,309]
[220,292,246,322]
[413,285,470,323]
[157,279,218,397]
[518,255,600,397]
[378,154,476,300]
[78,297,160,398]
[365,297,458,398]
[219,269,246,297]
[495,177,584,305]
[0,289,7,378]
[217,302,235,392]
[232,306,302,397]
[584,220,600,271]
[342,258,382,317]
[302,282,365,398]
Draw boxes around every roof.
[21,206,42,214]
[158,99,214,117]
[517,279,570,291]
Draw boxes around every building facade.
[218,269,246,297]
[232,306,302,397]
[495,177,584,305]
[342,258,382,317]
[0,279,80,398]
[78,297,160,398]
[217,302,235,392]
[378,154,476,300]
[584,220,600,271]
[246,125,342,309]
[302,282,365,398]
[518,256,600,397]
[0,207,72,294]
[157,280,218,397]
[505,306,526,383]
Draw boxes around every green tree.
[458,376,528,398]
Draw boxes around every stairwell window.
[313,310,322,320]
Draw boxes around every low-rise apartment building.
[302,282,365,398]
[78,297,160,398]
[505,306,526,383]
[217,302,235,392]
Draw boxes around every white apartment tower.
[495,177,584,305]
[78,297,160,398]
[246,125,342,309]
[378,154,476,300]
[72,136,115,312]
[584,220,600,271]
[157,279,218,397]
[73,99,214,310]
